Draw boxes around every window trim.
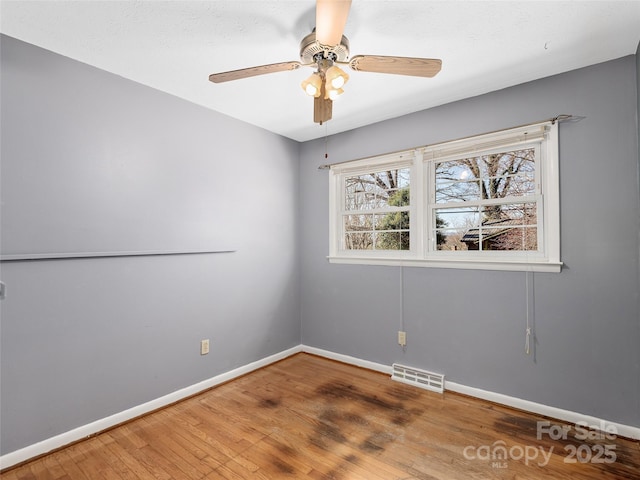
[328,121,562,273]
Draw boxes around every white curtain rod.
[317,114,577,170]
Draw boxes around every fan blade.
[348,55,442,78]
[314,82,333,124]
[209,61,302,83]
[315,0,352,46]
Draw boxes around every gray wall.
[0,35,301,454]
[300,55,640,428]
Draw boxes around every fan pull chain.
[324,122,329,159]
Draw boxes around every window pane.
[436,229,470,251]
[344,214,374,232]
[389,187,410,207]
[435,203,539,252]
[480,149,536,198]
[344,168,410,210]
[456,203,538,251]
[499,171,536,197]
[481,226,538,251]
[343,212,410,251]
[342,167,411,251]
[435,207,480,229]
[344,232,374,250]
[376,211,409,230]
[344,188,378,210]
[434,207,479,250]
[376,210,410,250]
[435,179,481,203]
[435,148,536,204]
[376,231,410,250]
[436,161,481,203]
[498,203,537,224]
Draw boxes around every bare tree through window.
[434,148,538,251]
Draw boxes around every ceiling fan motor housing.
[300,32,350,64]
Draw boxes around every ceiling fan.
[208,0,442,124]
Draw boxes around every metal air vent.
[391,363,445,394]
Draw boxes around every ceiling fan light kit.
[302,53,350,103]
[209,0,441,125]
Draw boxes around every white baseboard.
[3,343,638,470]
[301,345,640,441]
[444,381,640,441]
[302,345,393,375]
[0,345,302,470]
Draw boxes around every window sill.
[327,256,563,273]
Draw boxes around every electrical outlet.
[200,339,210,355]
[398,331,407,346]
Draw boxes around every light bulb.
[325,66,349,90]
[301,73,322,98]
[325,87,344,101]
[331,76,345,89]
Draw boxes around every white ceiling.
[2,1,639,142]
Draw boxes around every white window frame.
[330,152,419,260]
[328,121,562,272]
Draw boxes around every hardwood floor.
[2,353,639,479]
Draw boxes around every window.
[329,121,561,272]
[343,166,411,252]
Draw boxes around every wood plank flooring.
[2,353,639,479]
